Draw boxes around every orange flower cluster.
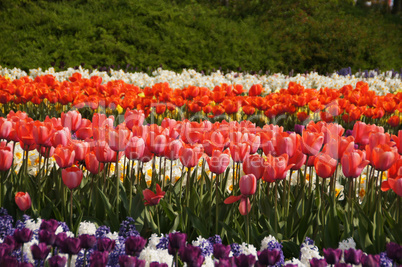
[0,74,401,127]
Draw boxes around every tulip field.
[0,67,401,266]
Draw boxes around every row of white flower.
[1,66,401,95]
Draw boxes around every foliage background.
[0,0,401,74]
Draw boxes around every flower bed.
[0,208,400,266]
[0,69,401,266]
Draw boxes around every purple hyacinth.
[0,208,14,239]
[230,243,241,257]
[119,217,139,238]
[379,251,393,266]
[156,235,169,250]
[208,235,222,245]
[95,226,111,239]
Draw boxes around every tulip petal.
[224,195,242,204]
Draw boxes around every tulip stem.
[398,196,401,227]
[169,160,173,203]
[185,167,192,228]
[83,250,88,267]
[245,198,249,244]
[0,172,3,208]
[128,161,134,216]
[116,156,120,219]
[21,243,24,262]
[70,189,73,231]
[215,173,219,235]
[68,254,72,267]
[156,205,160,235]
[274,181,278,234]
[348,178,353,235]
[286,170,293,217]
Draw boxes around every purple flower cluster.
[0,208,14,239]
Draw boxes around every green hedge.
[0,0,400,73]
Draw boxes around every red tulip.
[262,154,294,182]
[72,140,90,162]
[54,145,75,168]
[125,109,145,129]
[275,132,297,158]
[387,157,402,179]
[51,127,71,147]
[165,139,183,161]
[239,174,257,196]
[16,119,35,147]
[125,137,146,161]
[229,142,250,163]
[148,132,167,157]
[369,144,398,171]
[75,118,93,140]
[289,149,307,171]
[32,121,53,147]
[323,136,354,160]
[389,178,402,196]
[224,174,256,215]
[392,130,402,155]
[93,141,115,163]
[202,132,226,157]
[92,113,114,129]
[301,130,324,156]
[179,144,203,168]
[243,154,265,180]
[15,192,31,211]
[314,153,337,179]
[0,118,12,140]
[352,121,384,146]
[108,127,132,152]
[61,110,82,132]
[143,184,165,206]
[0,141,13,171]
[341,149,369,179]
[62,166,83,190]
[85,151,104,175]
[206,149,231,175]
[242,133,260,154]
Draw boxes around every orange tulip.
[85,151,104,175]
[314,153,337,179]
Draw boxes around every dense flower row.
[0,71,402,130]
[1,67,401,95]
[0,208,400,267]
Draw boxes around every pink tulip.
[243,154,265,180]
[239,174,257,196]
[0,141,13,171]
[125,137,146,161]
[206,149,230,175]
[61,110,82,132]
[62,166,83,190]
[15,192,31,211]
[341,149,369,179]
